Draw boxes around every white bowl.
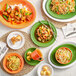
[7,31,25,50]
[37,63,54,76]
[42,0,76,22]
[48,41,76,69]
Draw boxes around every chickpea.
[46,71,51,75]
[27,51,32,56]
[42,66,48,71]
[27,56,31,61]
[41,71,46,75]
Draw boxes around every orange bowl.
[3,53,24,74]
[0,0,36,29]
[55,47,72,64]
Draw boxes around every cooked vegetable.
[42,66,48,71]
[41,65,51,76]
[29,13,32,15]
[41,71,46,75]
[46,71,51,75]
[5,4,8,11]
[35,25,53,43]
[20,9,22,14]
[50,0,75,15]
[27,51,32,56]
[3,15,8,20]
[26,51,32,61]
[2,4,32,24]
[11,35,22,45]
[27,55,31,61]
[55,47,72,64]
[6,56,20,71]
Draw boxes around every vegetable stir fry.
[6,56,21,71]
[2,4,32,24]
[50,0,75,15]
[35,25,53,43]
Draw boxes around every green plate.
[31,20,57,47]
[24,48,40,66]
[46,0,76,19]
[50,44,76,66]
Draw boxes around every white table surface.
[0,0,76,76]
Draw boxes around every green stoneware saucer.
[48,42,76,69]
[24,48,40,66]
[31,20,57,47]
[46,0,76,19]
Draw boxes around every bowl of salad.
[31,20,57,47]
[3,53,24,74]
[43,0,76,22]
[48,41,76,69]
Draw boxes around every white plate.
[7,31,25,49]
[48,41,76,69]
[37,63,54,76]
[43,0,76,22]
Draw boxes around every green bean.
[29,13,32,15]
[5,4,8,11]
[20,9,22,14]
[3,15,8,20]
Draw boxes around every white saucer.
[48,41,76,69]
[7,31,25,50]
[42,0,76,22]
[37,63,54,76]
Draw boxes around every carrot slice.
[72,0,74,2]
[66,1,68,4]
[56,2,59,4]
[56,12,60,15]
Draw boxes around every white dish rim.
[48,41,76,69]
[42,0,76,22]
[37,63,54,76]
